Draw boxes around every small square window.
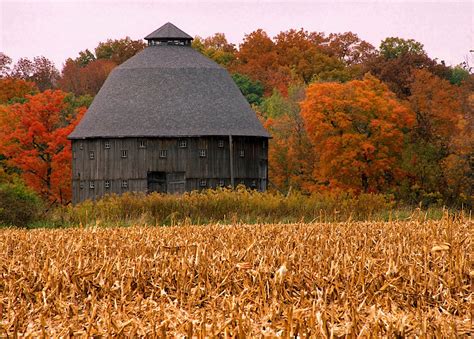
[79,143,83,150]
[159,150,168,158]
[89,151,95,160]
[199,149,207,158]
[239,150,245,157]
[105,141,111,149]
[199,179,207,187]
[105,180,110,189]
[89,181,95,189]
[178,140,187,148]
[139,140,146,148]
[79,181,84,189]
[218,140,224,148]
[121,180,128,188]
[121,150,128,158]
[219,179,225,187]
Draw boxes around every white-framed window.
[199,149,207,158]
[178,139,187,148]
[121,180,128,188]
[89,181,95,189]
[89,151,95,160]
[79,181,84,189]
[199,179,207,187]
[239,150,245,157]
[139,139,146,148]
[218,140,224,148]
[219,179,225,187]
[159,150,168,158]
[105,180,110,189]
[121,150,128,158]
[105,141,111,149]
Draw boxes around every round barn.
[68,22,270,203]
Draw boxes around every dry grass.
[1,217,472,337]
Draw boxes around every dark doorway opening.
[147,171,186,194]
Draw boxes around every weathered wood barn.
[68,22,270,203]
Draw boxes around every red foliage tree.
[0,90,85,203]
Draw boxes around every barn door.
[166,172,186,194]
[259,160,268,191]
[147,171,167,193]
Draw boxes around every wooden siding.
[72,136,268,203]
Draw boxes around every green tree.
[95,37,146,65]
[192,33,236,67]
[231,73,264,105]
[379,37,425,59]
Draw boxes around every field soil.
[1,218,472,336]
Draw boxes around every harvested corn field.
[1,218,472,336]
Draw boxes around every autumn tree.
[192,33,236,66]
[0,53,12,78]
[58,58,116,96]
[362,37,451,98]
[326,32,376,65]
[95,37,146,65]
[405,69,473,203]
[11,56,60,91]
[262,85,316,191]
[232,29,293,95]
[0,78,38,104]
[301,74,415,192]
[0,90,85,203]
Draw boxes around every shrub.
[0,180,42,226]
[52,187,397,226]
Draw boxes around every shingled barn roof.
[69,23,269,139]
[144,22,193,41]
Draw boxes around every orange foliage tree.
[0,78,38,104]
[0,90,85,203]
[301,74,415,192]
[407,69,473,202]
[232,29,292,95]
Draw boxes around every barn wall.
[72,136,268,203]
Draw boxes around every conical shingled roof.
[145,22,193,40]
[69,24,269,139]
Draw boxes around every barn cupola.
[144,22,193,46]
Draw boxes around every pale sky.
[1,0,473,69]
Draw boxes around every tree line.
[0,29,472,207]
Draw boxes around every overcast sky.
[1,0,473,69]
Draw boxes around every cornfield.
[1,217,472,336]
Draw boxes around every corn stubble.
[1,218,472,337]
